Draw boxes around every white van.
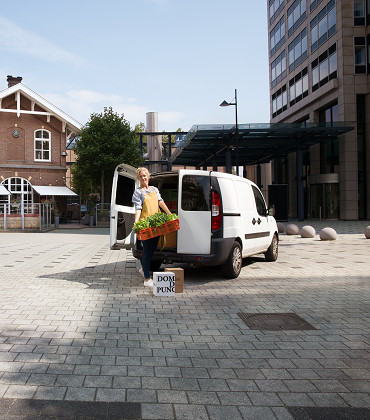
[110,164,278,278]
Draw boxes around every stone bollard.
[277,222,285,233]
[285,224,299,235]
[300,225,316,238]
[365,226,370,239]
[319,227,337,241]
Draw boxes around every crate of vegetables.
[133,213,180,241]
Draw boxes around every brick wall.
[0,92,67,186]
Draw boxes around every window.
[270,17,285,56]
[354,0,365,25]
[319,103,339,174]
[354,37,367,74]
[270,0,284,24]
[289,67,308,106]
[252,186,267,216]
[271,50,286,87]
[287,0,306,37]
[0,177,34,213]
[310,0,336,53]
[272,85,287,118]
[310,0,324,13]
[181,175,210,211]
[312,44,337,92]
[288,28,307,72]
[34,130,50,161]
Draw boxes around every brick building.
[0,76,82,222]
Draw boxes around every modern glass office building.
[268,0,369,220]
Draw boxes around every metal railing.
[0,203,52,231]
[95,203,111,227]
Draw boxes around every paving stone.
[126,388,156,403]
[157,390,188,403]
[141,403,174,420]
[207,405,244,420]
[187,390,220,405]
[217,391,252,406]
[238,406,279,420]
[174,403,208,420]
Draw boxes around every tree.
[134,122,147,154]
[73,107,143,203]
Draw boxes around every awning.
[0,185,10,195]
[169,122,355,167]
[32,186,77,196]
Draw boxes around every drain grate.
[237,313,316,331]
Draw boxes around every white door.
[110,164,138,250]
[234,180,257,256]
[177,170,211,254]
[251,185,272,253]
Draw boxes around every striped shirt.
[132,186,163,211]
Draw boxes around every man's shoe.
[139,268,145,278]
[144,279,153,287]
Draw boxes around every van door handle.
[252,218,257,225]
[111,216,115,219]
[257,218,261,224]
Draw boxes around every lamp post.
[220,88,239,175]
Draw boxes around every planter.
[137,219,180,241]
[0,214,40,229]
[55,216,59,228]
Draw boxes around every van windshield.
[181,175,210,211]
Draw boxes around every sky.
[0,0,270,132]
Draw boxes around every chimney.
[7,75,22,88]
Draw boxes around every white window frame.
[34,129,51,162]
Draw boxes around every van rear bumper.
[132,237,234,267]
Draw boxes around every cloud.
[41,90,185,129]
[0,16,86,67]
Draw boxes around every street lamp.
[220,88,239,175]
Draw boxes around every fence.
[95,203,111,227]
[0,203,53,231]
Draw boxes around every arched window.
[0,177,34,213]
[34,129,51,161]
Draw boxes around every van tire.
[221,241,242,279]
[150,260,162,272]
[265,234,278,261]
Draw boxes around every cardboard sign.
[164,267,184,293]
[153,272,175,296]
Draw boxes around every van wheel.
[150,260,162,272]
[221,241,242,279]
[265,234,278,261]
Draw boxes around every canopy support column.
[213,157,217,172]
[226,147,232,174]
[257,163,262,188]
[296,146,304,221]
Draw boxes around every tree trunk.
[101,170,105,204]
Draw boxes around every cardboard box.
[153,272,175,296]
[165,267,184,293]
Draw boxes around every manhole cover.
[237,313,316,331]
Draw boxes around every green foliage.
[135,122,147,154]
[73,107,144,199]
[133,213,178,233]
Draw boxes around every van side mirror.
[268,204,275,217]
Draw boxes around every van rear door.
[177,170,211,254]
[110,164,138,250]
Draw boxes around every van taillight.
[211,191,221,231]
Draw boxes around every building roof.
[169,123,355,167]
[0,83,82,134]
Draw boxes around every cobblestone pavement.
[0,221,369,419]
